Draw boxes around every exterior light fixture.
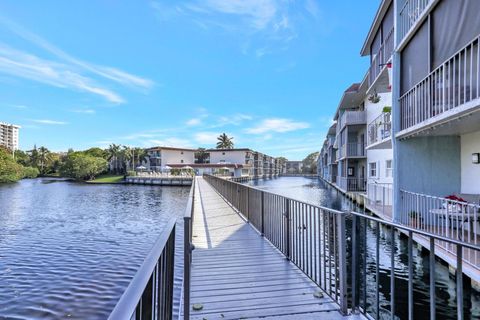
[473,153,480,164]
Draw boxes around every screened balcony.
[367,112,392,149]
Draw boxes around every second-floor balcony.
[398,0,433,45]
[337,110,366,131]
[369,28,394,88]
[367,111,392,149]
[399,34,480,137]
[338,142,366,159]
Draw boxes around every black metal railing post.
[261,191,265,236]
[337,211,348,315]
[285,198,291,260]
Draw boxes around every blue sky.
[0,1,378,160]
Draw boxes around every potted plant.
[368,90,381,103]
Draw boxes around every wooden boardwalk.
[185,177,362,320]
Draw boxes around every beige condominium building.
[0,122,20,151]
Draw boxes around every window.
[386,160,393,177]
[181,160,184,163]
[222,152,225,155]
[369,162,377,178]
[181,151,184,155]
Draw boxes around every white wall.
[209,150,247,164]
[161,149,195,165]
[461,131,480,194]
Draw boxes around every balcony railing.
[400,190,480,270]
[340,143,366,158]
[365,183,393,220]
[398,0,432,42]
[367,112,392,146]
[369,28,394,86]
[338,110,366,131]
[400,35,480,131]
[337,176,366,192]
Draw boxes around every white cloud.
[147,137,193,148]
[71,108,96,114]
[0,16,154,103]
[31,119,68,125]
[245,118,310,134]
[186,118,202,126]
[0,45,125,103]
[209,114,252,128]
[194,131,220,144]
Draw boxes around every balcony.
[337,176,366,192]
[399,35,480,137]
[369,28,394,89]
[400,190,480,271]
[338,110,366,131]
[339,143,366,159]
[398,0,433,45]
[366,183,393,220]
[367,112,392,149]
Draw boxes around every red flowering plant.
[444,195,467,212]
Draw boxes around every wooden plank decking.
[184,177,362,320]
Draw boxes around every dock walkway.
[185,177,361,320]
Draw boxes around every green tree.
[84,147,109,159]
[302,152,319,174]
[22,166,39,178]
[107,144,121,174]
[14,150,30,166]
[60,152,108,180]
[216,133,234,149]
[121,146,133,172]
[0,147,24,182]
[195,148,210,164]
[37,146,53,175]
[133,147,147,168]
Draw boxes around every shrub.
[22,166,40,179]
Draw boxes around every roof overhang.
[360,0,392,56]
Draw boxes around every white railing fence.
[337,176,367,192]
[366,183,393,220]
[400,190,480,269]
[367,112,392,146]
[400,34,480,131]
[398,0,432,42]
[369,28,394,85]
[346,143,366,157]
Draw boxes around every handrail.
[183,177,196,320]
[399,34,480,132]
[108,217,176,320]
[204,174,479,319]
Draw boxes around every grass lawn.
[87,174,125,184]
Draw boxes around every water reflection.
[247,177,480,319]
[0,178,189,319]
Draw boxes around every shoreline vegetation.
[86,174,125,184]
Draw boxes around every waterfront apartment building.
[316,0,480,279]
[285,161,303,174]
[145,146,283,178]
[392,0,480,222]
[0,122,20,152]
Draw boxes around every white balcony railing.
[340,143,366,158]
[398,0,432,43]
[366,183,393,220]
[369,28,394,86]
[400,35,480,131]
[338,110,366,132]
[400,190,480,269]
[367,112,392,146]
[337,176,367,192]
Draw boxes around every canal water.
[245,177,480,320]
[0,178,189,320]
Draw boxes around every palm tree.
[134,147,147,168]
[107,144,121,174]
[121,146,133,172]
[37,146,52,175]
[216,133,234,149]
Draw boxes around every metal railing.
[337,176,367,192]
[366,183,393,220]
[367,112,392,146]
[108,218,176,320]
[183,178,196,320]
[338,110,367,132]
[400,190,480,270]
[369,28,394,86]
[400,34,480,131]
[398,0,432,43]
[204,174,480,320]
